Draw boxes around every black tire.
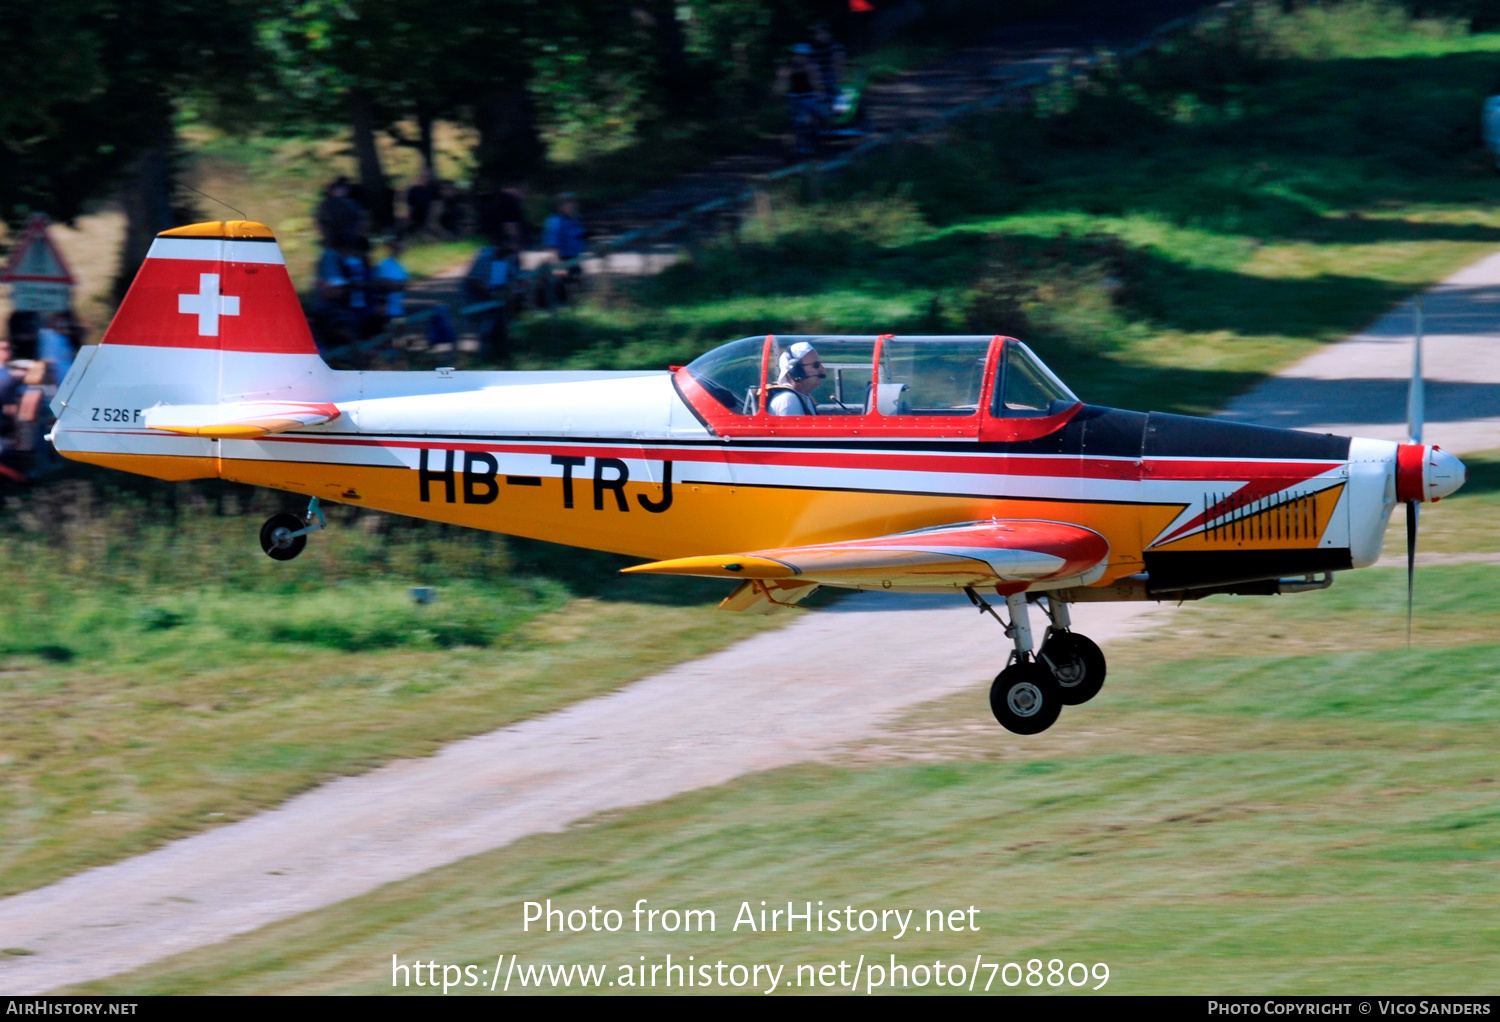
[259,513,307,561]
[1039,631,1107,706]
[989,660,1063,735]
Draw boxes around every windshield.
[993,340,1079,417]
[683,336,764,413]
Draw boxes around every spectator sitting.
[0,337,23,478]
[541,193,589,306]
[374,238,411,319]
[343,237,375,319]
[476,179,530,253]
[58,308,87,352]
[463,245,516,300]
[312,239,379,349]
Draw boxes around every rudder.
[51,221,333,480]
[101,220,319,356]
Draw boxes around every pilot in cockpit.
[767,341,825,415]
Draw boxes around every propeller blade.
[1407,295,1425,445]
[1406,499,1419,645]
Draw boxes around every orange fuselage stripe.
[68,450,1195,584]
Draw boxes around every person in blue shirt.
[542,193,589,262]
[313,239,378,348]
[541,193,590,306]
[37,313,75,383]
[374,238,411,320]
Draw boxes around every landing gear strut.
[1037,597,1107,706]
[965,589,1108,734]
[259,498,326,561]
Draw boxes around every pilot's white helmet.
[777,341,819,383]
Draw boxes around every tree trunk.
[475,85,543,188]
[348,87,393,230]
[115,119,182,302]
[416,107,436,177]
[647,0,690,111]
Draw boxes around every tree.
[256,0,562,217]
[0,0,262,284]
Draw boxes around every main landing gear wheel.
[989,660,1063,735]
[1040,631,1107,706]
[259,513,308,561]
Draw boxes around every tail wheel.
[1040,631,1106,706]
[259,513,308,561]
[989,660,1063,735]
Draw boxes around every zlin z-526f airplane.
[47,221,1467,734]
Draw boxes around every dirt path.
[0,596,1164,992]
[1220,251,1500,456]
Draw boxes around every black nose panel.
[1144,412,1352,461]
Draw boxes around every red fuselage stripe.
[260,433,1341,482]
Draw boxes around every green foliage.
[508,3,1500,417]
[0,0,263,228]
[0,580,563,664]
[1259,0,1470,57]
[0,471,557,664]
[0,477,514,595]
[3,0,1093,228]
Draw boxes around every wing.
[142,401,340,439]
[624,520,1109,595]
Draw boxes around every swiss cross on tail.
[178,274,241,336]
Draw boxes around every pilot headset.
[779,341,819,383]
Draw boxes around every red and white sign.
[3,213,75,312]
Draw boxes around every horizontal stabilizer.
[624,520,1109,591]
[142,400,340,439]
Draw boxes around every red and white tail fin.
[52,221,335,480]
[101,220,320,356]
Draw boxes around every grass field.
[75,556,1500,994]
[0,473,785,896]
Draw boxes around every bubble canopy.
[680,335,1080,422]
